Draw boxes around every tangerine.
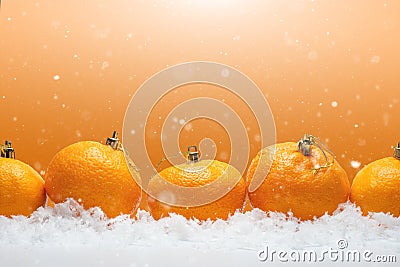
[350,144,400,216]
[247,135,350,220]
[44,132,142,218]
[0,141,46,217]
[147,147,246,221]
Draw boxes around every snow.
[1,200,399,266]
[308,51,318,61]
[101,61,110,70]
[221,68,230,77]
[370,56,380,64]
[351,160,361,169]
[232,35,240,41]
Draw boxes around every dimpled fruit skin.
[350,157,400,216]
[44,141,141,218]
[0,158,46,217]
[247,142,350,220]
[147,160,246,221]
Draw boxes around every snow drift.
[0,199,399,266]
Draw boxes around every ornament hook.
[187,146,199,163]
[394,142,400,160]
[106,131,120,150]
[298,134,335,173]
[0,140,15,159]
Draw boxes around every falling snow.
[370,56,380,64]
[383,113,390,127]
[357,138,366,146]
[331,101,338,108]
[126,33,133,40]
[184,123,193,131]
[101,61,110,70]
[221,68,230,78]
[53,75,60,81]
[232,35,240,41]
[350,160,361,169]
[308,50,318,61]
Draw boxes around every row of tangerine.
[1,132,399,220]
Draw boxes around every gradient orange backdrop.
[1,1,400,189]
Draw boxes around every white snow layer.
[0,200,399,267]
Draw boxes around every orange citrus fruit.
[147,159,246,221]
[247,141,350,220]
[350,156,400,216]
[0,158,46,217]
[44,133,142,218]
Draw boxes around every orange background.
[1,1,399,187]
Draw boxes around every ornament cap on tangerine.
[298,134,313,156]
[106,130,120,150]
[106,130,140,174]
[0,140,15,159]
[393,142,400,160]
[297,134,335,173]
[187,145,199,163]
